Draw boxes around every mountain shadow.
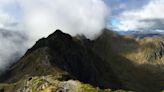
[0,29,123,90]
[1,29,164,92]
[90,29,164,92]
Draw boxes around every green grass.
[0,75,130,92]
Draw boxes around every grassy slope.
[91,30,164,92]
[0,47,70,83]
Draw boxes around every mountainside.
[1,29,164,92]
[91,29,164,92]
[0,29,125,92]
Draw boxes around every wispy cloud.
[0,0,108,72]
[0,29,28,72]
[117,0,164,31]
[19,0,108,40]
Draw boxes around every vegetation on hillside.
[0,75,130,92]
[1,29,164,92]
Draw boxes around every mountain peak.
[2,29,164,92]
[5,29,122,89]
[47,29,72,40]
[26,29,73,55]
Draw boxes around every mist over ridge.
[0,0,109,72]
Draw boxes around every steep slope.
[1,29,164,92]
[97,29,164,64]
[0,29,123,90]
[137,37,164,63]
[90,29,164,92]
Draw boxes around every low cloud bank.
[0,0,109,72]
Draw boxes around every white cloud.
[0,0,22,31]
[0,0,108,72]
[0,11,20,30]
[117,0,164,31]
[0,0,15,6]
[0,0,17,11]
[18,0,108,40]
[0,30,28,72]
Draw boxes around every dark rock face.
[32,29,122,89]
[1,29,122,90]
[143,41,164,62]
[0,89,4,92]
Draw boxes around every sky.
[106,0,164,32]
[0,0,164,32]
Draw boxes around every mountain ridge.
[1,29,164,92]
[0,29,123,91]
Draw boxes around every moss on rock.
[0,75,131,92]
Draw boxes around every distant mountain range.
[116,30,164,38]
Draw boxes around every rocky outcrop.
[143,41,164,62]
[0,75,130,92]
